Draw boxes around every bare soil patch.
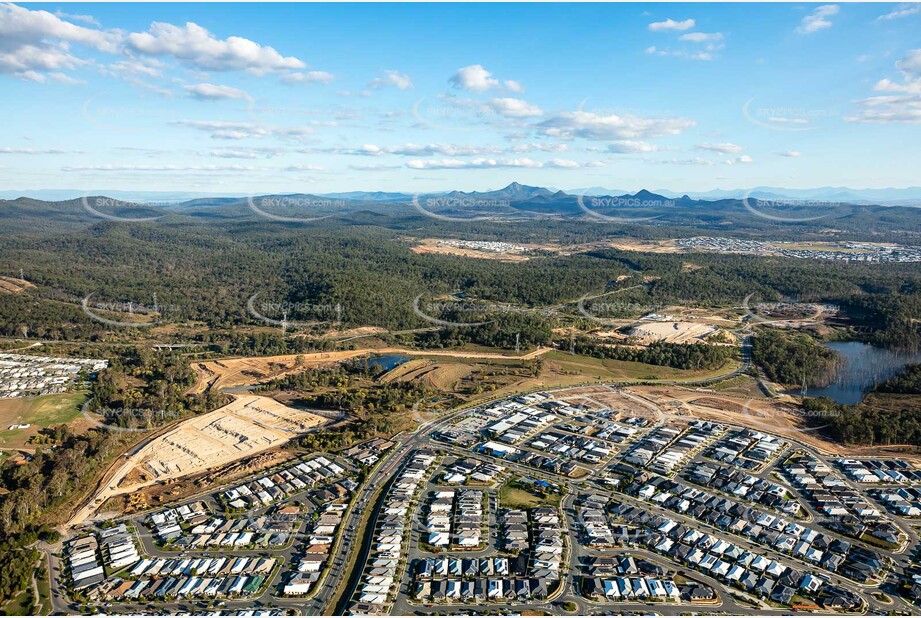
[101,447,296,515]
[628,385,920,458]
[0,276,34,294]
[380,359,475,391]
[190,346,553,394]
[68,394,330,526]
[411,239,533,262]
[628,320,718,344]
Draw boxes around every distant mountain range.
[0,189,246,203]
[4,183,921,239]
[3,184,921,206]
[568,186,921,205]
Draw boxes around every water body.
[367,354,410,373]
[223,384,256,394]
[803,341,921,405]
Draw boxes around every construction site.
[68,394,332,527]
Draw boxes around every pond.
[802,341,921,405]
[366,354,410,373]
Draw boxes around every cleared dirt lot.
[555,385,658,419]
[630,385,879,456]
[125,395,325,481]
[379,359,475,391]
[0,276,34,294]
[189,346,552,393]
[596,238,682,253]
[410,239,534,262]
[68,394,328,526]
[628,320,718,344]
[189,350,375,393]
[103,448,297,515]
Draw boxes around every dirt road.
[188,346,552,393]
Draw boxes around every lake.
[803,341,921,405]
[367,354,410,373]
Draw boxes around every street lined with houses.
[45,383,921,616]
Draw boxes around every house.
[689,585,716,602]
[771,585,796,605]
[755,576,776,598]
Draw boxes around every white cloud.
[725,155,753,165]
[766,116,810,125]
[334,142,570,157]
[369,69,412,89]
[285,163,323,171]
[648,18,696,31]
[0,6,313,85]
[393,144,501,156]
[18,70,84,84]
[449,64,524,94]
[0,147,78,154]
[896,48,921,76]
[185,82,253,102]
[171,120,314,140]
[0,3,117,80]
[450,64,499,92]
[210,149,257,159]
[538,110,695,140]
[210,147,283,159]
[127,21,304,73]
[405,157,601,170]
[847,49,921,123]
[679,32,723,43]
[872,50,921,94]
[108,58,164,78]
[696,142,744,154]
[54,10,100,27]
[488,97,543,118]
[348,163,401,171]
[874,77,921,94]
[281,70,334,85]
[62,163,265,172]
[659,157,714,166]
[406,157,538,170]
[796,5,839,35]
[607,140,660,154]
[508,142,568,153]
[0,4,117,51]
[646,46,718,61]
[777,150,802,157]
[546,158,583,169]
[334,143,502,157]
[877,3,921,20]
[845,94,921,123]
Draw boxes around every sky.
[1,2,920,195]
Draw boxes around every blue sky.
[1,2,920,194]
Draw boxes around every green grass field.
[0,391,88,450]
[499,479,561,509]
[1,589,35,616]
[543,350,742,382]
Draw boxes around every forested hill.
[2,185,921,242]
[0,186,920,351]
[0,222,918,352]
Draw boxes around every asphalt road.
[41,380,920,616]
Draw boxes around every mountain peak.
[495,182,554,200]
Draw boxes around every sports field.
[0,392,88,450]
